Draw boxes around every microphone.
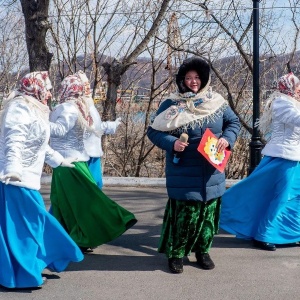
[173,133,189,164]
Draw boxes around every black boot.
[195,252,215,270]
[168,258,183,274]
[253,239,276,251]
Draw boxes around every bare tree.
[0,7,28,96]
[47,0,173,177]
[105,38,171,177]
[100,0,172,121]
[286,0,300,72]
[3,0,300,178]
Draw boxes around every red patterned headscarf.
[18,71,52,103]
[58,74,84,103]
[277,72,300,98]
[58,73,93,126]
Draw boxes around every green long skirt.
[50,162,137,248]
[158,197,221,258]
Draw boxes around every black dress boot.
[168,258,183,274]
[253,239,276,251]
[195,252,215,270]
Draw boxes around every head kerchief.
[18,71,52,103]
[58,73,93,126]
[277,72,300,98]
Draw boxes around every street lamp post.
[248,0,263,175]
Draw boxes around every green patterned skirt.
[158,197,221,258]
[50,162,137,248]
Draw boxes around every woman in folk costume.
[147,57,240,273]
[76,70,121,189]
[49,73,137,253]
[0,72,83,289]
[220,72,300,251]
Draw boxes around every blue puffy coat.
[147,99,240,202]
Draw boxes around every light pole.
[248,0,263,175]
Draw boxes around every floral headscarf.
[58,74,93,126]
[277,72,300,98]
[18,71,52,103]
[58,74,84,103]
[258,72,300,138]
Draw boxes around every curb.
[41,175,239,188]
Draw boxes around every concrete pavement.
[0,184,300,300]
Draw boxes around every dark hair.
[176,57,210,93]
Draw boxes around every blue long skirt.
[87,157,103,189]
[220,156,300,244]
[0,183,84,289]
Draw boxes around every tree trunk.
[102,59,124,120]
[20,0,52,71]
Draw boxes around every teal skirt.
[158,197,221,258]
[220,156,300,244]
[0,183,83,288]
[87,157,103,189]
[50,162,137,248]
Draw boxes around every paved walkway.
[1,185,299,300]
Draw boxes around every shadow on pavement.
[66,253,167,272]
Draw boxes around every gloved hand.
[1,173,21,185]
[115,117,122,127]
[60,157,77,168]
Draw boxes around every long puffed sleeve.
[0,96,55,190]
[44,145,65,168]
[89,105,118,135]
[98,121,118,135]
[50,103,78,137]
[2,101,30,177]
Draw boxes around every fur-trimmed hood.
[176,57,210,93]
